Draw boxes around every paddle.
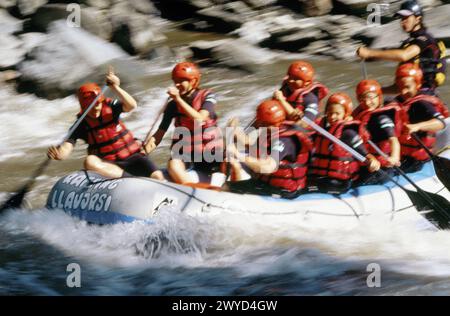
[411,132,450,190]
[301,116,450,229]
[142,98,170,154]
[224,116,256,183]
[0,85,109,213]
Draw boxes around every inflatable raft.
[46,128,450,229]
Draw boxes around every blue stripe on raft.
[260,161,437,202]
[65,208,152,225]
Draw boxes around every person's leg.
[118,153,165,180]
[84,155,125,178]
[167,158,193,184]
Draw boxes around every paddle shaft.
[143,98,170,148]
[411,132,436,157]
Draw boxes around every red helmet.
[78,83,104,110]
[326,93,353,118]
[172,62,201,88]
[287,61,315,83]
[356,79,382,106]
[256,100,286,126]
[395,63,423,86]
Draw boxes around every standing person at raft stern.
[273,61,328,125]
[357,0,447,95]
[353,79,402,184]
[143,62,223,185]
[309,93,381,194]
[47,69,164,180]
[227,100,313,199]
[390,63,448,172]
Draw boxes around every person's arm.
[405,118,445,134]
[357,44,421,62]
[341,128,380,172]
[273,90,298,118]
[47,141,74,160]
[387,136,401,167]
[106,69,137,113]
[168,87,210,121]
[143,128,166,154]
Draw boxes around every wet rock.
[195,3,250,33]
[153,0,212,20]
[17,21,128,99]
[243,0,278,9]
[0,8,22,34]
[189,38,280,72]
[0,33,25,70]
[129,0,159,15]
[14,0,48,16]
[109,2,167,56]
[299,0,333,17]
[0,70,20,82]
[28,4,113,40]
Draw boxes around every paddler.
[308,93,381,194]
[352,79,402,184]
[143,62,224,185]
[273,61,329,127]
[357,0,447,96]
[389,63,448,172]
[47,68,164,180]
[226,99,313,199]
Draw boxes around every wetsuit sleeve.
[410,100,446,125]
[270,137,300,162]
[157,100,177,131]
[200,93,218,120]
[374,114,396,139]
[341,128,368,157]
[66,121,87,145]
[109,99,124,120]
[302,92,320,120]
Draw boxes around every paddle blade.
[433,156,450,190]
[406,189,450,230]
[0,186,28,213]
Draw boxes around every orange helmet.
[256,100,286,126]
[287,61,315,84]
[78,83,104,110]
[395,63,423,87]
[326,93,353,118]
[356,79,383,106]
[172,62,201,89]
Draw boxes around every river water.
[1,36,450,295]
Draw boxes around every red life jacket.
[258,123,313,192]
[353,104,402,167]
[391,94,449,161]
[310,119,366,181]
[173,89,222,155]
[84,99,141,161]
[283,82,329,112]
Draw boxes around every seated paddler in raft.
[389,63,448,173]
[308,93,381,194]
[225,99,313,199]
[352,79,402,185]
[143,62,225,186]
[273,60,328,128]
[47,68,164,180]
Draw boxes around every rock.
[260,16,330,52]
[0,33,26,70]
[109,2,167,55]
[0,8,22,34]
[195,3,249,33]
[0,0,16,9]
[28,4,113,40]
[129,0,159,15]
[189,38,280,72]
[18,32,46,51]
[17,21,128,99]
[14,0,47,16]
[232,20,271,45]
[153,0,212,20]
[85,0,112,9]
[243,0,278,8]
[0,70,20,82]
[299,0,333,17]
